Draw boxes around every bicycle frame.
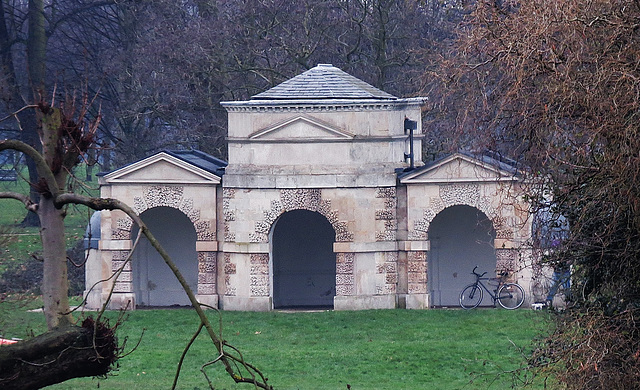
[468,271,503,304]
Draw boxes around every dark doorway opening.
[272,210,336,309]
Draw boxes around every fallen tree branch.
[0,317,117,390]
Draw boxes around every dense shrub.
[530,307,640,390]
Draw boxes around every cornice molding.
[221,97,427,113]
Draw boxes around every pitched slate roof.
[396,151,522,180]
[251,64,397,100]
[163,150,227,177]
[98,150,227,177]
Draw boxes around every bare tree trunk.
[20,0,48,226]
[27,0,47,92]
[21,158,41,226]
[39,197,72,329]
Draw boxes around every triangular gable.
[249,116,354,140]
[102,152,221,185]
[399,153,518,184]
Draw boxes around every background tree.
[0,0,468,172]
[444,0,640,387]
[75,0,465,165]
[0,0,124,224]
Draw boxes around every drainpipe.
[404,118,417,171]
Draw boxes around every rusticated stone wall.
[198,252,217,295]
[250,253,270,297]
[375,187,397,242]
[375,251,398,295]
[336,252,355,296]
[407,251,428,294]
[223,253,236,296]
[111,250,131,293]
[403,179,531,306]
[252,189,353,243]
[408,183,506,240]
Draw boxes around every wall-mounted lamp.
[404,118,418,171]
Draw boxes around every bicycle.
[459,266,525,309]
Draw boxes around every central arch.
[271,209,336,309]
[132,207,197,307]
[428,205,497,307]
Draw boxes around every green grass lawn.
[2,303,550,390]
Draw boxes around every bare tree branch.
[0,139,61,198]
[0,191,37,211]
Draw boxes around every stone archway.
[132,207,198,306]
[271,209,336,308]
[104,185,218,309]
[428,205,497,307]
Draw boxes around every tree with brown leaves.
[445,0,640,387]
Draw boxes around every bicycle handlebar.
[472,265,487,278]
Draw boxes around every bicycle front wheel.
[497,283,525,309]
[460,284,483,309]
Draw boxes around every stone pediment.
[102,152,221,185]
[399,153,519,184]
[249,116,354,140]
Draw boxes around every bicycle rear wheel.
[460,284,483,309]
[497,283,525,309]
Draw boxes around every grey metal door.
[428,205,496,307]
[133,207,197,306]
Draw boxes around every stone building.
[86,64,533,311]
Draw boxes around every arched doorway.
[428,205,496,307]
[132,207,197,306]
[272,210,336,309]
